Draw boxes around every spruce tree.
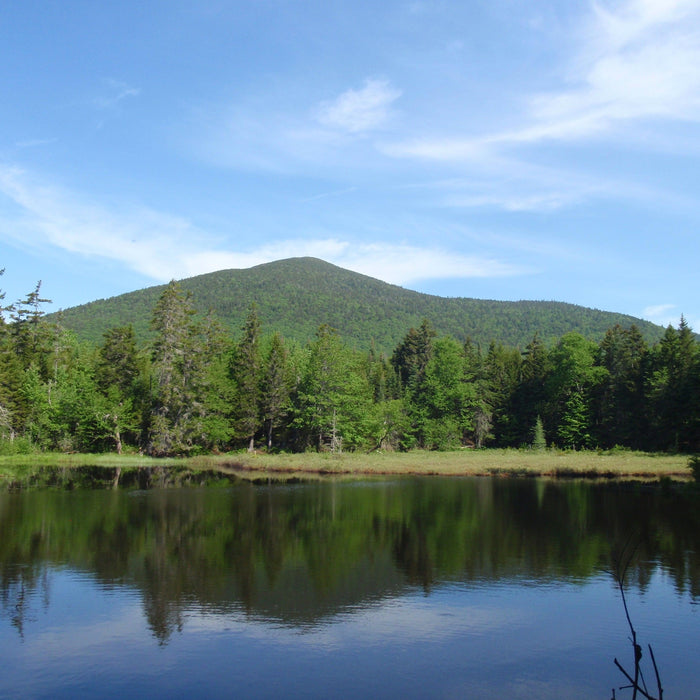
[148,281,206,455]
[260,332,291,450]
[230,305,262,451]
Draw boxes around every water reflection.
[2,472,700,698]
[1,471,699,646]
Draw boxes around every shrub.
[688,455,700,482]
[0,437,35,455]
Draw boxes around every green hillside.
[53,257,665,351]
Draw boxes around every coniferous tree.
[531,415,546,450]
[391,319,436,391]
[96,326,140,394]
[260,332,291,450]
[595,324,647,448]
[10,282,52,378]
[482,342,522,446]
[509,334,549,446]
[647,318,699,451]
[200,310,235,451]
[391,320,436,447]
[95,326,142,453]
[148,281,206,455]
[230,305,263,451]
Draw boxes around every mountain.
[52,257,665,351]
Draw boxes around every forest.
[53,256,666,351]
[1,275,698,457]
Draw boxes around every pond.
[1,469,698,699]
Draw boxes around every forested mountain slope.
[53,257,665,350]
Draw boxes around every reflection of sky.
[3,568,698,699]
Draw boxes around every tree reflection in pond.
[1,472,699,645]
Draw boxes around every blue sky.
[1,0,699,330]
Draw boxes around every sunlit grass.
[224,448,690,480]
[0,448,690,482]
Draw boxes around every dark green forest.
[2,268,699,456]
[52,258,666,351]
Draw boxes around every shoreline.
[0,448,692,482]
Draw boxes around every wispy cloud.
[643,303,682,328]
[0,166,526,293]
[0,165,205,281]
[374,1,700,217]
[316,78,401,133]
[333,243,529,284]
[14,138,58,150]
[388,0,700,162]
[93,79,141,109]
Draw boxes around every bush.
[0,437,36,455]
[688,455,700,482]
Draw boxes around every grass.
[0,448,691,482]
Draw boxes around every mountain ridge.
[52,257,666,351]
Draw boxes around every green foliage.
[3,267,700,457]
[230,305,263,450]
[689,455,700,482]
[260,332,292,450]
[0,436,35,455]
[293,325,374,452]
[148,281,208,456]
[51,258,667,353]
[532,416,546,450]
[596,324,648,449]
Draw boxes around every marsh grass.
[227,449,689,480]
[0,448,689,483]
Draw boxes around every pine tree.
[390,319,436,391]
[648,317,699,451]
[230,305,262,451]
[96,326,140,395]
[483,341,522,446]
[148,281,206,455]
[94,326,142,453]
[531,415,546,450]
[596,324,647,448]
[10,281,52,377]
[509,334,549,446]
[260,332,291,450]
[200,310,235,451]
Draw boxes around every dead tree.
[609,536,663,700]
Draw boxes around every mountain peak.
[53,257,664,351]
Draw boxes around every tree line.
[1,275,698,456]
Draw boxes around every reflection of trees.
[0,472,699,642]
[0,565,50,640]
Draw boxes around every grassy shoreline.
[0,448,692,482]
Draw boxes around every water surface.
[1,472,698,698]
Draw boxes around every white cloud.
[187,595,522,649]
[0,166,526,293]
[0,165,207,281]
[316,78,402,133]
[643,303,680,327]
[385,0,700,159]
[644,303,676,317]
[641,304,699,330]
[334,243,528,284]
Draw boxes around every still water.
[1,469,698,699]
